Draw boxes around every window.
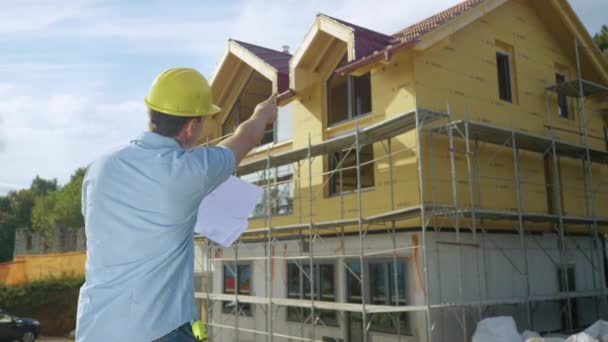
[556,73,570,119]
[222,71,275,145]
[286,262,337,325]
[327,56,372,126]
[557,265,579,329]
[328,144,375,196]
[496,52,513,102]
[241,165,294,217]
[223,263,252,315]
[346,260,408,335]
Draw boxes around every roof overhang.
[211,40,280,95]
[289,15,355,89]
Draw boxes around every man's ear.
[184,118,198,137]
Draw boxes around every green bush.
[0,277,84,336]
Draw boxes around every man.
[76,67,277,341]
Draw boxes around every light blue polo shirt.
[76,131,235,342]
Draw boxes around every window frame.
[345,259,409,335]
[285,261,338,326]
[496,51,513,103]
[222,262,253,316]
[328,144,375,197]
[326,55,372,127]
[555,72,571,119]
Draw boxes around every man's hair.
[148,109,200,137]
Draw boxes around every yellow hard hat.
[144,67,221,117]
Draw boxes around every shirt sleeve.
[189,145,236,191]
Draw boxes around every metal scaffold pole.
[447,105,467,341]
[550,138,573,332]
[510,129,533,329]
[307,133,316,340]
[387,137,403,342]
[464,117,483,322]
[415,103,433,342]
[265,149,274,342]
[354,121,369,342]
[574,38,606,315]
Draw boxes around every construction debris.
[472,317,608,342]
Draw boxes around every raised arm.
[219,93,278,165]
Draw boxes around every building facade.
[194,1,608,341]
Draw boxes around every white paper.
[194,176,264,247]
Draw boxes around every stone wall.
[14,227,86,256]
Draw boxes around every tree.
[55,168,86,229]
[30,176,58,197]
[30,168,86,238]
[594,25,608,58]
[0,176,60,261]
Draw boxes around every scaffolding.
[196,38,608,342]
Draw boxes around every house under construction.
[193,0,608,341]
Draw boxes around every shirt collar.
[132,131,182,149]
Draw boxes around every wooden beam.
[310,36,336,72]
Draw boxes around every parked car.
[0,310,40,342]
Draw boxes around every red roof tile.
[392,0,485,43]
[232,40,292,93]
[335,0,486,74]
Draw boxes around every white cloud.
[0,82,147,188]
[0,0,102,34]
[0,0,604,193]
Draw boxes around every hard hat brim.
[144,96,222,117]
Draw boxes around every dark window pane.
[389,261,407,305]
[353,73,371,117]
[496,52,512,102]
[370,263,387,305]
[287,263,300,297]
[238,264,251,294]
[223,264,252,315]
[319,264,335,300]
[223,264,236,293]
[261,126,275,145]
[556,73,569,118]
[347,262,362,303]
[327,57,349,125]
[327,74,349,124]
[222,71,274,143]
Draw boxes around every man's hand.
[253,93,278,125]
[219,93,279,165]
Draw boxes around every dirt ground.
[38,337,73,342]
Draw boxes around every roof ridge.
[231,39,292,57]
[392,0,485,39]
[318,13,393,42]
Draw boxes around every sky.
[0,0,606,195]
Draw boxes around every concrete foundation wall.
[195,230,606,342]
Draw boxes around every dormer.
[290,14,392,92]
[205,40,291,144]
